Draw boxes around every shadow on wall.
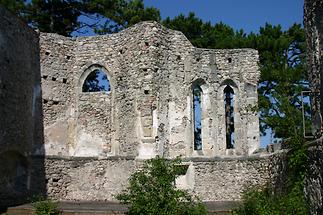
[0,150,46,209]
[0,6,46,211]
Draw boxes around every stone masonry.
[0,5,271,205]
[0,6,45,208]
[43,155,271,202]
[39,21,263,201]
[40,21,260,159]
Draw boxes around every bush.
[33,199,59,215]
[117,156,207,215]
[232,184,308,215]
[232,135,309,215]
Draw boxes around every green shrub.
[33,199,59,215]
[117,156,207,215]
[232,184,308,215]
[232,135,309,215]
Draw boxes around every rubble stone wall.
[43,155,272,202]
[40,21,260,159]
[0,7,42,157]
[0,13,264,204]
[37,21,262,202]
[0,6,45,208]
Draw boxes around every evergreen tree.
[0,0,160,36]
[25,0,83,36]
[87,0,161,34]
[0,0,25,15]
[254,23,307,138]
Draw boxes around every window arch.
[192,81,204,151]
[224,85,235,149]
[82,68,110,93]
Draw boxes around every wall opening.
[193,85,202,150]
[224,85,235,149]
[82,69,110,92]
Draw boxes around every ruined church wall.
[166,47,259,158]
[38,22,262,203]
[43,155,271,202]
[39,34,75,156]
[0,6,42,156]
[191,157,269,201]
[40,22,260,159]
[0,6,45,207]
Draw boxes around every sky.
[144,0,304,33]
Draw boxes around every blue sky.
[144,0,304,33]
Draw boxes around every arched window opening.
[193,85,202,150]
[224,85,234,149]
[82,69,110,92]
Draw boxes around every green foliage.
[255,24,307,138]
[162,12,249,49]
[33,199,59,215]
[0,0,25,15]
[285,136,308,183]
[0,0,85,36]
[117,156,207,215]
[232,134,309,215]
[232,182,308,215]
[81,0,161,34]
[109,0,160,31]
[0,0,160,36]
[26,0,84,36]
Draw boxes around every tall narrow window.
[193,85,202,150]
[224,85,234,149]
[82,69,110,92]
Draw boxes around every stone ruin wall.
[0,7,42,159]
[0,5,308,207]
[43,156,272,202]
[0,6,45,208]
[38,21,267,202]
[40,21,260,159]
